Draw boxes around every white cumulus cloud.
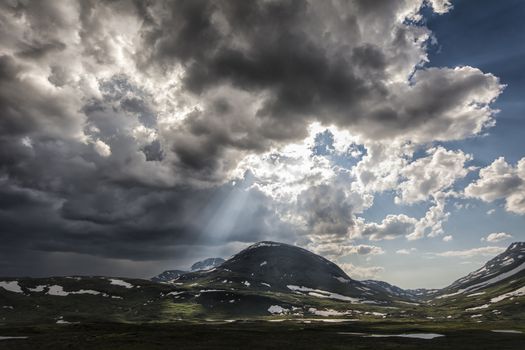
[482,232,513,242]
[465,157,525,215]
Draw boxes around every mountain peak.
[507,241,525,252]
[190,257,225,272]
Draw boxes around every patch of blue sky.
[311,129,365,169]
[360,191,430,222]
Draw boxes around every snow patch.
[491,330,522,334]
[466,304,490,312]
[28,285,46,292]
[308,308,349,317]
[287,285,360,303]
[334,276,351,283]
[367,333,444,339]
[0,336,28,340]
[47,285,69,296]
[260,261,267,266]
[0,281,23,294]
[490,286,525,303]
[268,305,288,314]
[47,285,111,297]
[249,242,282,250]
[109,279,133,288]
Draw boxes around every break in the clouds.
[0,0,522,288]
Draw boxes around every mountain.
[428,242,525,320]
[436,242,525,298]
[361,280,437,301]
[151,270,187,283]
[151,257,225,282]
[1,241,523,323]
[191,257,225,271]
[174,241,408,303]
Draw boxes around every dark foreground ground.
[0,321,524,350]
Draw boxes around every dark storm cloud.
[0,65,293,274]
[0,178,293,264]
[141,0,372,138]
[0,55,82,137]
[134,0,501,174]
[0,0,503,275]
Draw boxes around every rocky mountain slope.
[438,242,525,298]
[428,242,525,320]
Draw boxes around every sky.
[0,0,524,289]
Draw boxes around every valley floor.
[0,320,523,350]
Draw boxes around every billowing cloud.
[296,183,369,236]
[465,157,525,215]
[351,214,418,241]
[428,0,453,14]
[352,194,451,242]
[339,263,384,280]
[482,232,513,243]
[134,0,502,179]
[409,196,450,240]
[308,239,385,258]
[396,147,473,204]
